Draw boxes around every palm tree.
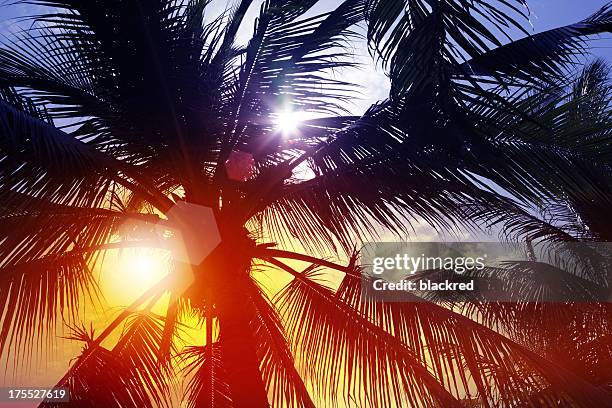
[0,0,611,406]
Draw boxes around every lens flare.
[273,108,303,136]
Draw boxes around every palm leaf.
[182,343,233,408]
[337,267,612,406]
[246,275,316,408]
[40,315,167,408]
[112,313,175,408]
[458,5,612,86]
[273,261,462,407]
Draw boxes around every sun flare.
[273,108,304,136]
[102,248,171,306]
[122,250,167,283]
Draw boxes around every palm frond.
[273,261,462,408]
[365,0,529,97]
[252,57,612,255]
[458,5,612,86]
[182,343,233,408]
[41,312,173,408]
[0,98,173,211]
[112,313,175,408]
[336,267,612,406]
[246,276,316,408]
[0,249,97,365]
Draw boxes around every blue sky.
[530,0,611,30]
[529,0,612,58]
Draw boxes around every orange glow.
[101,247,171,307]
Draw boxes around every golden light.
[122,249,167,283]
[102,247,171,306]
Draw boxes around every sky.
[0,0,610,404]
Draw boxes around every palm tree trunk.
[217,279,270,408]
[196,235,270,407]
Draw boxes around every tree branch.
[255,247,354,274]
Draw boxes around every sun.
[102,247,171,306]
[273,108,306,136]
[123,249,167,282]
